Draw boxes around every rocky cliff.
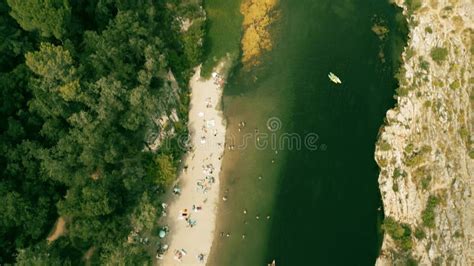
[376,0,473,265]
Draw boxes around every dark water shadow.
[263,0,408,265]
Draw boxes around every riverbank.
[376,0,473,264]
[208,0,408,265]
[159,62,228,265]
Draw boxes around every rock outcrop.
[376,0,473,265]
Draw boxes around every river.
[206,0,407,265]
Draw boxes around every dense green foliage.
[405,0,422,14]
[7,0,71,39]
[0,0,203,263]
[382,216,413,251]
[430,47,448,65]
[422,195,439,228]
[414,227,426,239]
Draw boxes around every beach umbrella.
[159,230,166,238]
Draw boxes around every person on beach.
[173,187,181,195]
[197,253,205,263]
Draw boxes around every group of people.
[173,249,205,263]
[178,205,202,228]
[197,175,215,193]
[212,72,225,88]
[172,73,223,263]
[161,71,225,264]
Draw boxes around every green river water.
[206,0,407,265]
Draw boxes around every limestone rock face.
[375,0,473,265]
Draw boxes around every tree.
[430,47,448,65]
[100,242,151,266]
[68,215,127,246]
[131,192,157,232]
[7,0,71,39]
[0,2,32,71]
[154,154,177,187]
[25,43,78,122]
[15,240,77,266]
[0,185,57,263]
[1,0,201,263]
[422,195,439,228]
[25,42,76,81]
[57,183,119,218]
[82,11,160,84]
[182,20,204,67]
[16,246,63,266]
[382,216,413,251]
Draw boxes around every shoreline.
[159,63,228,265]
[376,0,473,264]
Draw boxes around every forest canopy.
[0,0,204,263]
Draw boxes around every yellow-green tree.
[7,0,71,39]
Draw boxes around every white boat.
[328,72,342,84]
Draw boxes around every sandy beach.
[159,64,227,265]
